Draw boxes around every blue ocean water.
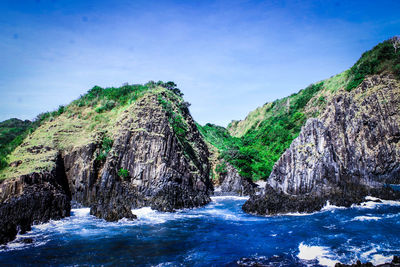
[0,196,399,266]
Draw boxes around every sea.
[0,195,399,266]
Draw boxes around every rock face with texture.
[61,91,213,220]
[0,155,71,244]
[85,92,212,219]
[243,75,400,215]
[215,162,257,196]
[0,89,213,244]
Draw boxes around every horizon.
[1,0,400,126]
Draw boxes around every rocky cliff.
[0,86,212,243]
[243,75,400,215]
[214,161,257,196]
[0,154,71,244]
[87,91,212,219]
[196,123,257,196]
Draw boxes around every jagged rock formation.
[0,88,212,244]
[87,92,211,218]
[243,75,400,215]
[214,162,257,196]
[196,123,257,196]
[0,155,71,244]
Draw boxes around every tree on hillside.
[391,36,400,53]
[162,81,184,97]
[163,81,177,90]
[145,80,156,88]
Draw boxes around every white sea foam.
[153,262,175,267]
[255,181,267,188]
[343,243,395,266]
[198,208,241,220]
[131,207,169,224]
[3,239,48,251]
[130,196,251,223]
[273,201,346,217]
[321,201,346,212]
[272,196,400,218]
[131,207,204,224]
[214,187,222,192]
[365,196,379,201]
[361,247,377,258]
[323,224,336,230]
[0,232,49,252]
[352,196,400,209]
[371,254,393,265]
[71,207,91,217]
[297,242,338,267]
[351,216,381,221]
[210,195,249,201]
[283,211,316,216]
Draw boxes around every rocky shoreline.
[0,91,214,244]
[0,73,399,250]
[0,169,71,244]
[243,75,400,216]
[243,183,400,216]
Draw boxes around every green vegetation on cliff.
[0,119,35,170]
[157,85,205,171]
[201,38,400,181]
[200,82,325,180]
[0,81,186,180]
[346,38,400,91]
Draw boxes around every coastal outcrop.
[243,75,400,215]
[0,87,212,244]
[0,155,71,244]
[86,92,212,218]
[214,162,257,196]
[1,39,399,246]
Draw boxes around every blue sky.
[1,0,399,126]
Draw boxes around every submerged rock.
[90,202,137,222]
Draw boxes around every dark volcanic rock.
[150,183,211,211]
[215,162,257,196]
[86,92,212,219]
[90,202,136,222]
[243,75,400,215]
[63,142,99,207]
[0,160,71,244]
[0,90,213,242]
[243,184,327,215]
[61,92,212,221]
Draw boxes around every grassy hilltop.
[0,81,188,180]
